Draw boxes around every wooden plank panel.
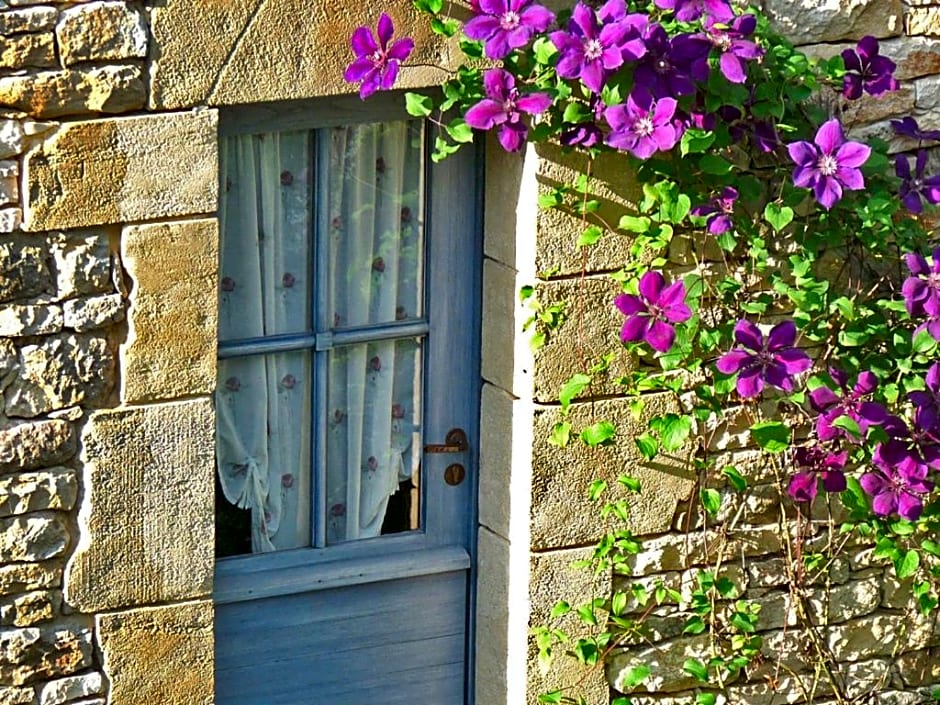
[216,571,468,705]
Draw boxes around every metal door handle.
[424,428,468,454]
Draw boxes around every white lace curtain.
[216,123,424,553]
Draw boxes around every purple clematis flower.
[896,150,940,214]
[614,270,692,352]
[716,320,813,398]
[787,118,871,210]
[891,116,940,142]
[911,364,940,433]
[861,440,934,520]
[902,248,940,316]
[605,90,681,158]
[809,369,888,442]
[634,25,711,99]
[465,69,552,152]
[344,14,415,100]
[560,95,605,148]
[841,36,899,100]
[550,2,646,93]
[464,0,555,60]
[654,0,733,23]
[788,446,848,504]
[691,187,737,235]
[702,14,763,84]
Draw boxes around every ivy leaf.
[577,225,605,247]
[581,421,616,447]
[562,102,592,124]
[404,92,433,117]
[635,433,659,460]
[559,373,592,411]
[683,658,709,682]
[749,421,790,453]
[700,488,722,517]
[764,202,794,231]
[549,421,571,448]
[446,118,474,144]
[619,215,651,233]
[550,600,571,619]
[697,693,718,705]
[533,36,558,65]
[652,413,692,451]
[896,549,920,579]
[430,16,459,36]
[913,329,938,355]
[722,466,747,492]
[620,665,651,689]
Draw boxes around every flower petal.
[646,319,677,352]
[351,26,378,57]
[377,13,395,48]
[835,141,871,169]
[638,270,666,303]
[814,119,845,154]
[736,366,764,398]
[621,314,649,343]
[716,349,751,374]
[767,320,797,350]
[733,319,763,351]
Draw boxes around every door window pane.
[216,351,312,554]
[323,122,425,329]
[219,131,313,340]
[325,338,423,544]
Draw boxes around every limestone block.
[0,207,21,233]
[0,419,75,473]
[915,75,940,111]
[0,687,32,705]
[0,32,55,69]
[0,304,63,337]
[23,110,218,231]
[839,85,915,124]
[532,277,635,403]
[897,649,940,687]
[0,159,18,206]
[0,339,14,381]
[38,671,103,705]
[877,36,940,81]
[0,119,24,159]
[62,294,123,332]
[0,6,57,34]
[608,633,721,693]
[149,0,456,109]
[0,513,68,562]
[530,394,695,550]
[0,562,60,596]
[908,8,940,37]
[56,2,147,65]
[0,590,60,626]
[529,546,609,705]
[624,526,782,576]
[763,0,902,43]
[97,601,213,705]
[725,674,833,705]
[121,219,218,402]
[483,136,529,268]
[0,468,76,517]
[65,398,214,612]
[0,65,145,118]
[0,236,53,302]
[4,334,114,418]
[0,619,93,685]
[827,613,934,661]
[52,232,112,300]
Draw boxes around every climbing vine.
[346,2,940,703]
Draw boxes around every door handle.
[424,428,469,454]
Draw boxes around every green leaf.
[700,488,722,517]
[446,118,474,144]
[538,191,563,209]
[404,92,433,117]
[697,693,718,705]
[635,433,659,461]
[559,373,592,411]
[722,466,747,492]
[533,36,558,65]
[680,129,716,156]
[562,102,592,124]
[683,658,709,682]
[896,549,921,579]
[763,202,794,231]
[581,421,616,447]
[458,38,484,59]
[577,225,605,247]
[548,421,571,448]
[651,413,692,452]
[913,329,938,354]
[413,0,443,13]
[550,600,571,619]
[612,698,633,705]
[619,215,651,233]
[699,154,734,175]
[429,16,459,35]
[749,421,790,453]
[620,665,651,689]
[683,616,707,634]
[538,691,563,704]
[832,415,861,440]
[611,591,627,616]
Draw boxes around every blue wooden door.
[213,108,481,705]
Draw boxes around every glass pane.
[215,350,312,555]
[219,131,313,342]
[321,121,425,330]
[325,338,423,544]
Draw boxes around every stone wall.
[519,3,940,704]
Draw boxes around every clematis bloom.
[464,0,555,59]
[605,90,681,159]
[654,0,733,23]
[691,187,738,235]
[465,69,552,152]
[902,248,940,316]
[716,320,812,398]
[841,36,899,100]
[344,14,415,100]
[861,440,934,521]
[809,369,888,442]
[896,150,940,214]
[702,14,763,84]
[788,446,848,504]
[614,270,692,353]
[892,116,940,142]
[787,118,871,210]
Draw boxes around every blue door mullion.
[312,130,328,550]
